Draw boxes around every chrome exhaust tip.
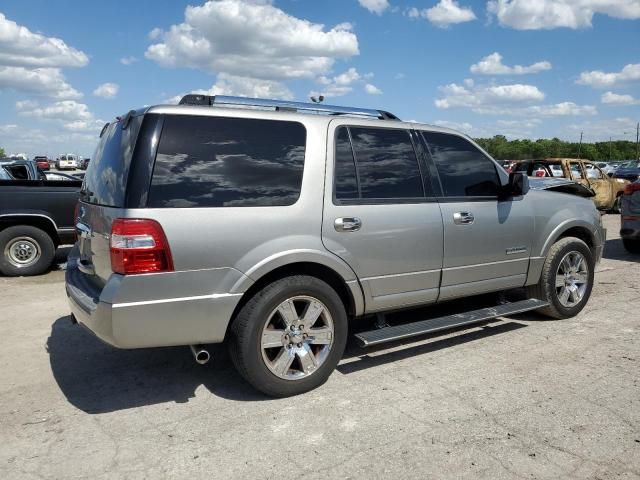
[189,345,210,365]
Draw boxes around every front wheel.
[527,237,595,319]
[228,275,348,397]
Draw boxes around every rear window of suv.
[81,115,143,206]
[147,115,306,208]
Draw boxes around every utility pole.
[636,122,640,162]
[578,131,583,159]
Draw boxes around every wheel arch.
[0,214,60,246]
[540,220,598,259]
[229,256,365,331]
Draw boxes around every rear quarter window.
[81,115,142,207]
[147,115,306,208]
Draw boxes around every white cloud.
[601,91,640,105]
[0,124,19,134]
[311,67,365,98]
[64,119,107,133]
[120,56,138,65]
[497,118,542,128]
[435,81,545,109]
[434,120,473,131]
[576,63,640,88]
[0,14,86,100]
[0,13,88,68]
[0,66,82,99]
[93,82,119,99]
[167,72,294,104]
[470,52,551,75]
[435,80,596,117]
[0,125,99,158]
[564,116,637,141]
[520,102,597,116]
[16,100,92,121]
[364,83,383,94]
[145,0,359,80]
[358,0,390,15]
[148,27,163,40]
[409,0,476,28]
[487,0,640,30]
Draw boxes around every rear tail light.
[623,183,640,195]
[535,170,545,177]
[110,219,174,275]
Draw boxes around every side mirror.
[506,172,529,197]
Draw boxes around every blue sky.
[0,0,639,158]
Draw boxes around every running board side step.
[355,298,548,347]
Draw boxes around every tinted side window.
[334,127,359,200]
[349,127,423,199]
[422,132,500,197]
[148,115,306,208]
[81,115,143,207]
[6,165,28,180]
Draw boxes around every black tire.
[526,237,595,319]
[0,225,56,276]
[228,275,348,397]
[622,238,640,254]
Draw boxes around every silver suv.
[66,95,605,397]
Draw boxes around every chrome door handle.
[334,217,362,232]
[453,212,474,225]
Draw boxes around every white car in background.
[550,164,564,177]
[56,154,78,170]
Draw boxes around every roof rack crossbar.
[178,94,399,120]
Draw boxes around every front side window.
[148,115,306,208]
[422,132,500,197]
[334,126,424,201]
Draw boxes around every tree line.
[474,135,639,162]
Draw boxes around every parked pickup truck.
[0,178,81,276]
[515,158,629,212]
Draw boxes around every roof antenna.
[310,95,325,103]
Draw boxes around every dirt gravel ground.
[0,214,638,479]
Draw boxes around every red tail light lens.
[535,170,545,177]
[624,183,640,195]
[110,219,174,275]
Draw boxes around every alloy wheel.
[261,296,335,380]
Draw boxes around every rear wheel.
[527,237,594,319]
[228,275,348,397]
[622,238,640,254]
[0,226,55,276]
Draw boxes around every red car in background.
[34,156,50,171]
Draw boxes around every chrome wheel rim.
[261,295,334,380]
[5,237,41,268]
[555,251,589,308]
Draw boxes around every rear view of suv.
[67,95,605,397]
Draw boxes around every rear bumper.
[65,255,247,349]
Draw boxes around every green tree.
[474,137,637,161]
[0,147,5,158]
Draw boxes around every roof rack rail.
[178,94,400,121]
